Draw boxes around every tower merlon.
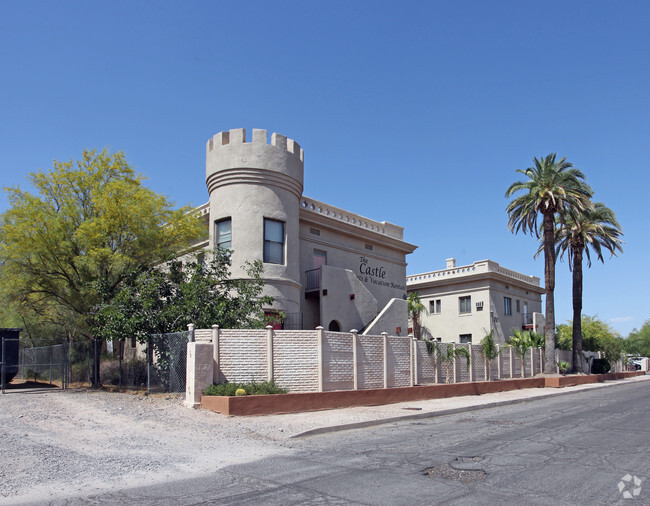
[207,128,304,162]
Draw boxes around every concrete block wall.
[322,331,354,392]
[415,340,437,384]
[386,336,411,388]
[217,329,268,384]
[357,334,384,390]
[273,330,319,392]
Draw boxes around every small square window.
[365,244,373,251]
[429,299,441,314]
[459,334,472,344]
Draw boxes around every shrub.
[203,379,288,396]
[591,358,611,374]
[556,360,570,374]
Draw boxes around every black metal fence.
[1,332,190,394]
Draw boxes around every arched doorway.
[328,320,341,332]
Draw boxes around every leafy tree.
[0,149,204,342]
[480,331,500,380]
[557,315,624,363]
[407,292,427,340]
[506,154,592,373]
[507,329,544,377]
[555,202,623,372]
[92,249,273,343]
[625,319,650,357]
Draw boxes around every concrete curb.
[291,376,649,438]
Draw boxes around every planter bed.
[201,371,644,416]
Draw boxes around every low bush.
[591,358,611,374]
[203,379,288,396]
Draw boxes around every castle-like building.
[198,128,417,335]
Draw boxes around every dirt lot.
[0,386,295,504]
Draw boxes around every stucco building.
[198,128,417,335]
[406,258,545,344]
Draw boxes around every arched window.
[328,320,341,332]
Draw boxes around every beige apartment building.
[198,128,417,335]
[406,258,545,344]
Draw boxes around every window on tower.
[215,218,232,250]
[263,218,285,264]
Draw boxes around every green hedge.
[203,379,288,396]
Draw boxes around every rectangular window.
[459,334,472,344]
[215,218,232,250]
[313,249,327,268]
[365,243,373,251]
[264,219,284,264]
[309,227,320,236]
[516,299,521,313]
[429,299,441,314]
[504,297,512,316]
[459,296,471,314]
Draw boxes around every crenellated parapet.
[205,128,304,198]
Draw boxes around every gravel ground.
[2,375,648,504]
[0,387,295,505]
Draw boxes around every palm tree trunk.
[570,248,584,373]
[542,212,557,373]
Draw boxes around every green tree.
[507,329,544,377]
[506,154,592,373]
[557,315,624,364]
[93,249,273,342]
[625,319,650,357]
[0,149,204,382]
[480,331,500,380]
[555,203,623,372]
[407,292,427,340]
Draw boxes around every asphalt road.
[58,380,649,505]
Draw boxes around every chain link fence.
[2,332,190,394]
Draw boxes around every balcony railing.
[305,268,321,292]
[522,313,533,327]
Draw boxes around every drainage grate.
[424,456,487,483]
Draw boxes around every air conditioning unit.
[476,301,484,308]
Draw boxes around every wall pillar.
[351,329,358,390]
[509,347,514,378]
[187,323,195,343]
[382,332,388,389]
[410,335,416,386]
[266,325,274,381]
[184,341,213,409]
[316,326,324,392]
[496,344,502,379]
[212,325,220,384]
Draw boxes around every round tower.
[205,128,304,315]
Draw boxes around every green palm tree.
[426,342,470,384]
[555,202,623,373]
[407,292,427,340]
[508,329,534,377]
[480,331,500,380]
[505,154,592,373]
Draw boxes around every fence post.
[496,344,501,379]
[147,336,152,395]
[316,326,324,392]
[509,346,514,378]
[382,332,388,389]
[1,337,5,394]
[410,334,416,386]
[351,329,358,390]
[539,347,544,374]
[212,325,220,384]
[435,345,442,384]
[187,323,195,343]
[452,343,458,383]
[468,344,474,383]
[266,325,274,382]
[530,346,535,376]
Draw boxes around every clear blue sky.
[1,1,648,336]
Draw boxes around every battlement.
[207,128,304,162]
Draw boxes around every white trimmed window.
[459,296,471,314]
[263,219,284,264]
[429,299,442,314]
[215,218,232,250]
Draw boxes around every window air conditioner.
[476,301,484,308]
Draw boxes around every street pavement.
[56,374,650,505]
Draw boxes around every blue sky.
[1,1,648,336]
